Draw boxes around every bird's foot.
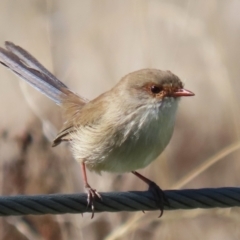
[147,181,169,218]
[85,184,102,219]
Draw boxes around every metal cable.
[0,187,239,216]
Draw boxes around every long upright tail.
[0,41,87,106]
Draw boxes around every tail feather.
[0,42,87,106]
[5,41,68,90]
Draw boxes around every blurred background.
[0,0,240,239]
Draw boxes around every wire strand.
[0,187,239,216]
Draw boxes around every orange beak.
[172,88,195,97]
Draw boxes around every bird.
[0,41,194,218]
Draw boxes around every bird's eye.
[151,85,162,94]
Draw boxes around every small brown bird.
[0,42,194,218]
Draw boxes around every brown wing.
[52,88,88,147]
[52,91,109,147]
[52,125,75,147]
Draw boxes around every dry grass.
[0,0,240,239]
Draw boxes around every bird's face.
[119,69,194,111]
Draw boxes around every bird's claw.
[147,181,169,218]
[86,186,102,219]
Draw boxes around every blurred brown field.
[0,0,240,239]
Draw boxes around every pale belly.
[86,99,178,173]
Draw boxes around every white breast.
[89,97,179,173]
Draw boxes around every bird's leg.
[131,171,169,217]
[81,162,102,218]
